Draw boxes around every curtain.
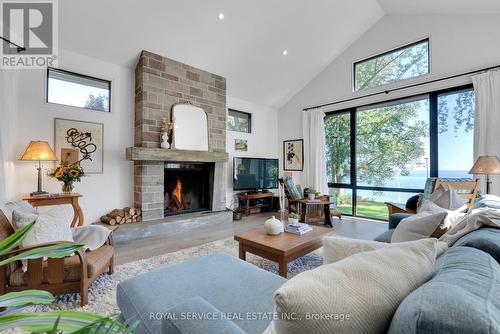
[302,108,329,195]
[472,69,500,195]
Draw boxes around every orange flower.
[69,170,79,177]
[54,170,64,178]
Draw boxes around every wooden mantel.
[126,147,228,163]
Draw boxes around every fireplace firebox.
[164,163,212,216]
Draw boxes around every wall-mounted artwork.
[283,139,303,171]
[55,118,104,174]
[235,139,248,151]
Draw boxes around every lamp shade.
[469,156,500,175]
[20,141,57,161]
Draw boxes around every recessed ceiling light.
[218,13,224,20]
[282,50,288,56]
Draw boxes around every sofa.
[117,224,500,333]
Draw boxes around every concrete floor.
[115,213,387,265]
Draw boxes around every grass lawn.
[337,201,389,221]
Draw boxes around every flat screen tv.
[233,157,279,191]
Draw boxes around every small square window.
[46,68,111,112]
[227,109,251,133]
[354,39,429,92]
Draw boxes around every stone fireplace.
[126,51,228,221]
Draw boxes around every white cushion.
[1,201,37,225]
[272,238,440,334]
[12,206,74,248]
[392,212,448,242]
[323,236,448,264]
[421,186,466,212]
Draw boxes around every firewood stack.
[100,207,142,225]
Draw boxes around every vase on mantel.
[62,181,73,194]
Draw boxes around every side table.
[23,193,84,227]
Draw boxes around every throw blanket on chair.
[440,208,500,245]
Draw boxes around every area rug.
[35,238,323,317]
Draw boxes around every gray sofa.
[118,223,500,333]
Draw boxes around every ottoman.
[117,252,286,334]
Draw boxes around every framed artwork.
[283,139,303,171]
[54,118,104,174]
[235,139,248,151]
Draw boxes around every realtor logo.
[1,0,58,69]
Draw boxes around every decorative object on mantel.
[48,161,85,193]
[469,155,500,194]
[235,139,248,151]
[160,118,174,149]
[100,207,142,225]
[171,103,209,151]
[19,140,58,196]
[283,139,304,171]
[55,118,104,173]
[264,216,284,235]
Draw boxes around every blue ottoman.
[117,252,286,334]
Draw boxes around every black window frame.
[353,38,430,92]
[46,67,112,112]
[227,109,252,133]
[326,84,473,221]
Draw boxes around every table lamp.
[469,155,500,194]
[20,141,58,196]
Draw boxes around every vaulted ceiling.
[58,0,500,108]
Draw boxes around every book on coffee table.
[285,223,312,235]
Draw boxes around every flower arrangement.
[49,161,85,193]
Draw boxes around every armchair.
[0,209,114,306]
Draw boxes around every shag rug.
[33,238,323,317]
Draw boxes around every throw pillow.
[1,201,37,224]
[323,236,448,264]
[422,186,466,212]
[272,239,440,334]
[12,206,74,248]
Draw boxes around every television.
[233,157,279,191]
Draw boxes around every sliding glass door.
[325,85,474,220]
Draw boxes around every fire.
[172,178,184,209]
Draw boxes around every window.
[325,85,474,221]
[354,39,429,91]
[227,109,251,133]
[47,68,111,112]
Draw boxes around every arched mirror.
[172,103,209,151]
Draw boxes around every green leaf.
[0,243,85,266]
[0,222,35,255]
[0,290,55,308]
[0,310,106,333]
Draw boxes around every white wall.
[226,96,279,208]
[1,49,135,223]
[278,14,500,184]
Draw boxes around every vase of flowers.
[49,162,85,194]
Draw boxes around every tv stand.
[237,192,274,216]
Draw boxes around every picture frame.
[235,139,248,151]
[54,118,104,174]
[283,139,303,171]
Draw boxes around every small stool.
[331,209,342,220]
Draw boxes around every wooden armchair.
[386,178,480,215]
[0,209,114,306]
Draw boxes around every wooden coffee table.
[234,226,334,277]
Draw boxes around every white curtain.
[302,108,329,195]
[472,69,500,195]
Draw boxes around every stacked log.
[100,207,142,225]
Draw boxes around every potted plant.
[228,200,243,221]
[49,161,85,193]
[304,187,317,200]
[288,212,300,225]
